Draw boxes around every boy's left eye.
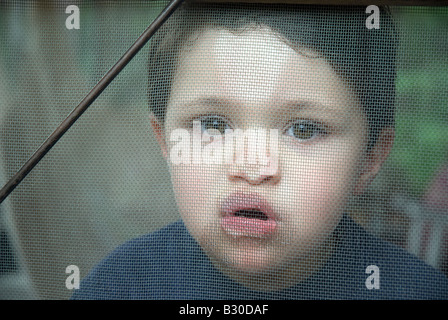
[285,120,326,141]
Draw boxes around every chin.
[218,242,284,274]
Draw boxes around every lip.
[220,191,278,238]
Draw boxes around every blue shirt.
[71,215,448,299]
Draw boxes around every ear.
[353,126,395,195]
[149,113,168,159]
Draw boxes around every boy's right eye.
[197,116,232,135]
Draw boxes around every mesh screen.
[0,1,447,300]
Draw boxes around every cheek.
[171,165,206,208]
[283,145,361,233]
[170,164,220,229]
[309,161,355,209]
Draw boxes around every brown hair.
[148,2,398,151]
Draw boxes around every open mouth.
[234,209,269,221]
[220,192,278,237]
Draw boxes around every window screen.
[0,0,447,302]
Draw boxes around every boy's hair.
[148,3,398,152]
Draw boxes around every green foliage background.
[391,7,448,197]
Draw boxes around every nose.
[227,162,281,185]
[225,129,281,185]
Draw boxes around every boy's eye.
[200,116,232,135]
[285,120,325,141]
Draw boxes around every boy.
[72,3,448,299]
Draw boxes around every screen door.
[0,0,447,300]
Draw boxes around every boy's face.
[151,28,389,290]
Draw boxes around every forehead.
[168,28,361,121]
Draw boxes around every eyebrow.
[176,96,233,111]
[175,96,347,117]
[280,99,343,115]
